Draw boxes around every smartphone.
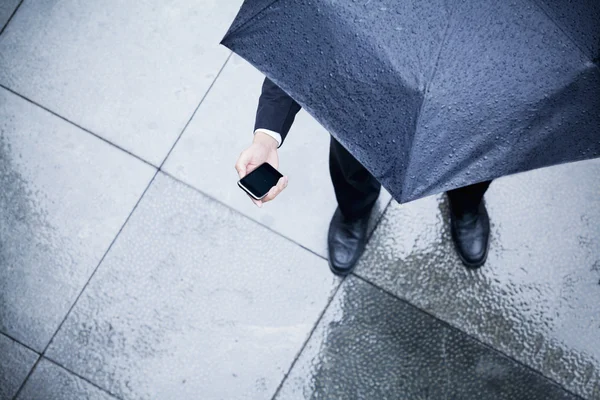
[238,163,284,200]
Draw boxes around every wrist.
[253,131,279,150]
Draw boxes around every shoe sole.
[327,257,356,277]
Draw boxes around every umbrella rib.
[403,13,453,198]
[529,0,599,68]
[225,0,282,37]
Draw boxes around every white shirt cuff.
[254,128,282,148]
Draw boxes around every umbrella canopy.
[221,0,600,203]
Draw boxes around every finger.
[262,176,288,203]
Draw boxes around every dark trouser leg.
[446,180,492,215]
[329,136,381,219]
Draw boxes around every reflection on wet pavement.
[356,158,600,399]
[276,277,576,399]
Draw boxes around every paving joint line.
[11,355,42,400]
[269,275,346,400]
[43,356,125,400]
[0,331,40,356]
[350,273,586,400]
[0,0,24,36]
[0,84,158,169]
[160,170,329,261]
[157,52,233,170]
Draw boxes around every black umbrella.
[221,0,600,203]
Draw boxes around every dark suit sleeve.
[254,77,302,146]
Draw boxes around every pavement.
[0,1,598,399]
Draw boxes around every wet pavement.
[0,1,599,399]
[355,158,600,399]
[276,277,577,400]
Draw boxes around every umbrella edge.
[220,0,281,44]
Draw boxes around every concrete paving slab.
[0,0,20,31]
[17,358,116,400]
[164,55,391,257]
[0,87,155,351]
[355,158,600,399]
[0,334,38,400]
[46,173,340,400]
[0,0,243,165]
[276,277,576,399]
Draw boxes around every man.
[235,78,492,276]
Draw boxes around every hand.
[235,132,289,207]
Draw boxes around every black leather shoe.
[450,201,490,268]
[327,207,371,276]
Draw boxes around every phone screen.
[239,163,283,199]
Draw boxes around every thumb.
[235,150,250,179]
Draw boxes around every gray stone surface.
[163,56,391,257]
[0,87,155,351]
[0,0,20,31]
[276,277,576,400]
[355,158,600,399]
[0,0,242,165]
[46,173,340,400]
[0,333,38,400]
[17,358,116,400]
